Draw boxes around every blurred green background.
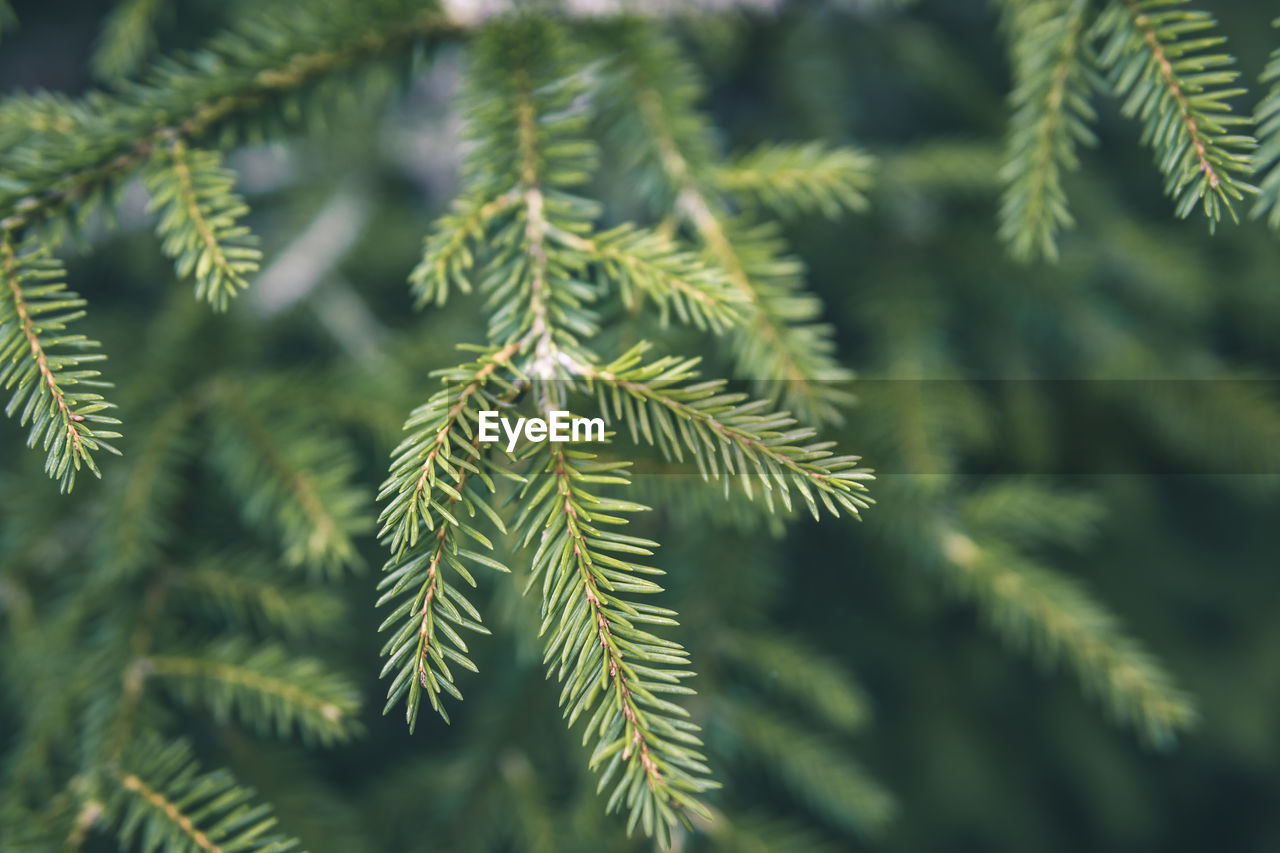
[2,1,1279,851]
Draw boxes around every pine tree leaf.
[998,0,1096,261]
[601,24,853,424]
[730,702,896,839]
[175,553,346,639]
[586,344,874,519]
[583,224,747,333]
[207,379,370,578]
[409,191,520,308]
[95,396,195,579]
[449,18,601,367]
[1092,0,1256,226]
[0,234,121,492]
[713,142,876,220]
[722,631,872,734]
[0,0,452,241]
[939,528,1198,747]
[144,639,362,745]
[515,443,718,845]
[107,735,303,852]
[377,345,520,729]
[145,139,261,311]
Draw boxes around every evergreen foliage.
[2,1,1279,851]
[1091,0,1255,224]
[0,235,121,492]
[144,139,261,311]
[996,0,1257,258]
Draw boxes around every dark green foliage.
[1092,0,1256,223]
[377,347,517,728]
[516,445,718,846]
[144,139,261,310]
[0,235,121,491]
[3,1,1280,852]
[207,378,370,578]
[108,736,302,852]
[998,0,1095,260]
[144,639,361,745]
[600,24,862,425]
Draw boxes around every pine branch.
[565,223,747,333]
[713,142,876,219]
[143,639,361,745]
[145,138,261,311]
[377,345,519,729]
[208,379,369,578]
[998,0,1095,261]
[604,25,852,425]
[378,343,521,556]
[1092,0,1256,225]
[1249,18,1280,228]
[409,191,520,308]
[514,444,717,845]
[0,0,456,240]
[939,528,1198,747]
[585,344,874,519]
[0,234,121,492]
[175,553,345,639]
[462,19,600,369]
[959,480,1105,547]
[0,92,90,153]
[107,736,303,853]
[730,702,896,839]
[880,139,1006,194]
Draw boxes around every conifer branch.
[377,346,519,729]
[730,703,896,838]
[0,234,121,492]
[515,444,717,845]
[108,736,302,853]
[143,640,361,745]
[481,20,598,371]
[998,0,1095,260]
[0,0,457,239]
[409,191,521,308]
[176,555,344,639]
[145,138,261,311]
[606,27,853,424]
[1092,0,1256,225]
[208,380,369,577]
[585,345,874,519]
[939,528,1198,747]
[713,142,876,219]
[558,224,747,333]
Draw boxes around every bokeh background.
[2,1,1279,851]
